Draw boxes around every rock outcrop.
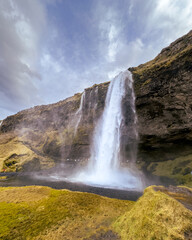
[0,30,192,186]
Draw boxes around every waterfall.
[72,70,143,190]
[74,91,85,135]
[91,71,126,171]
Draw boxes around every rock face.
[130,30,192,185]
[0,82,109,172]
[0,30,192,185]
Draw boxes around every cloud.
[36,0,192,106]
[0,0,46,118]
[0,0,192,119]
[143,0,192,44]
[90,0,192,78]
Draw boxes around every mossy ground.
[0,185,191,240]
[114,186,192,240]
[0,186,133,240]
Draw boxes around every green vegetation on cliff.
[0,133,54,172]
[147,154,192,187]
[130,30,192,94]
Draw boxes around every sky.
[0,0,192,119]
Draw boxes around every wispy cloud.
[0,0,46,118]
[0,0,192,119]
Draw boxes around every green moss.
[147,154,192,187]
[135,44,192,76]
[1,185,192,240]
[0,132,55,172]
[131,43,192,94]
[0,186,133,240]
[73,125,93,144]
[142,78,152,87]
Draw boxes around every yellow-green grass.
[132,44,192,78]
[1,185,192,240]
[0,186,133,240]
[0,176,7,180]
[114,186,192,240]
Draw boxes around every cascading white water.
[91,71,126,171]
[72,70,143,190]
[74,91,85,135]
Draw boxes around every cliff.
[130,30,192,186]
[0,82,109,172]
[0,30,192,186]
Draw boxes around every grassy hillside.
[131,30,192,93]
[114,186,192,240]
[0,133,55,172]
[0,186,133,240]
[0,185,191,239]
